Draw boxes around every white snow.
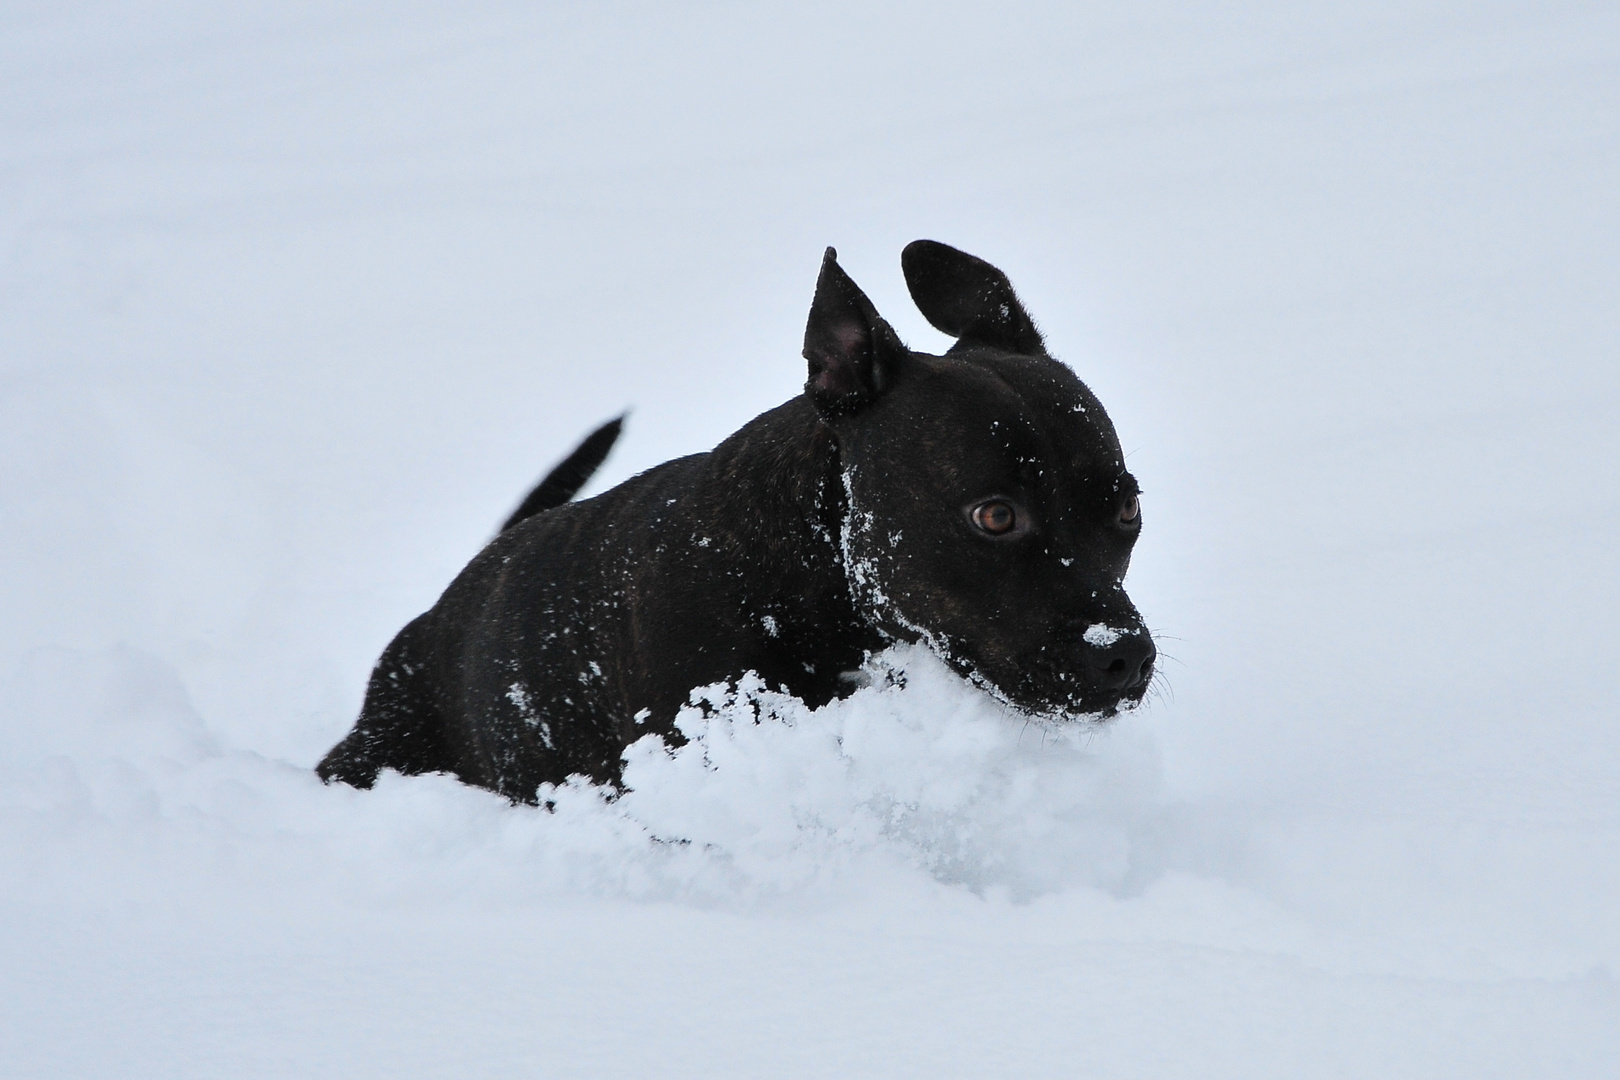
[4,2,1619,1077]
[1083,623,1124,647]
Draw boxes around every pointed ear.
[803,247,906,415]
[901,240,1045,356]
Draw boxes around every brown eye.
[1119,495,1140,524]
[972,500,1018,535]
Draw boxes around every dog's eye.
[972,500,1018,535]
[1119,495,1140,525]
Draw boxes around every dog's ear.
[803,247,907,414]
[901,240,1045,356]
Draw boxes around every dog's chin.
[1012,686,1146,725]
[946,653,1147,725]
[1056,687,1149,723]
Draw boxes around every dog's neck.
[700,397,880,660]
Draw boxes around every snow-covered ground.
[4,3,1618,1075]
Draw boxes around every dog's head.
[803,241,1154,720]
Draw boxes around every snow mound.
[1,643,1172,909]
[605,646,1163,900]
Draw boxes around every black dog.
[318,241,1155,802]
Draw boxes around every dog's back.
[318,418,636,794]
[319,398,870,800]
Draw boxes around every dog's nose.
[1081,629,1155,692]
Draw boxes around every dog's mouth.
[1014,650,1153,721]
[925,626,1156,723]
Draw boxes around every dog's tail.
[500,414,625,533]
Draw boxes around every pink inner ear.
[822,323,871,395]
[814,361,861,396]
[832,322,868,352]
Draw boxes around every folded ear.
[803,247,907,415]
[901,240,1045,356]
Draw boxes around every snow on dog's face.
[803,242,1154,720]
